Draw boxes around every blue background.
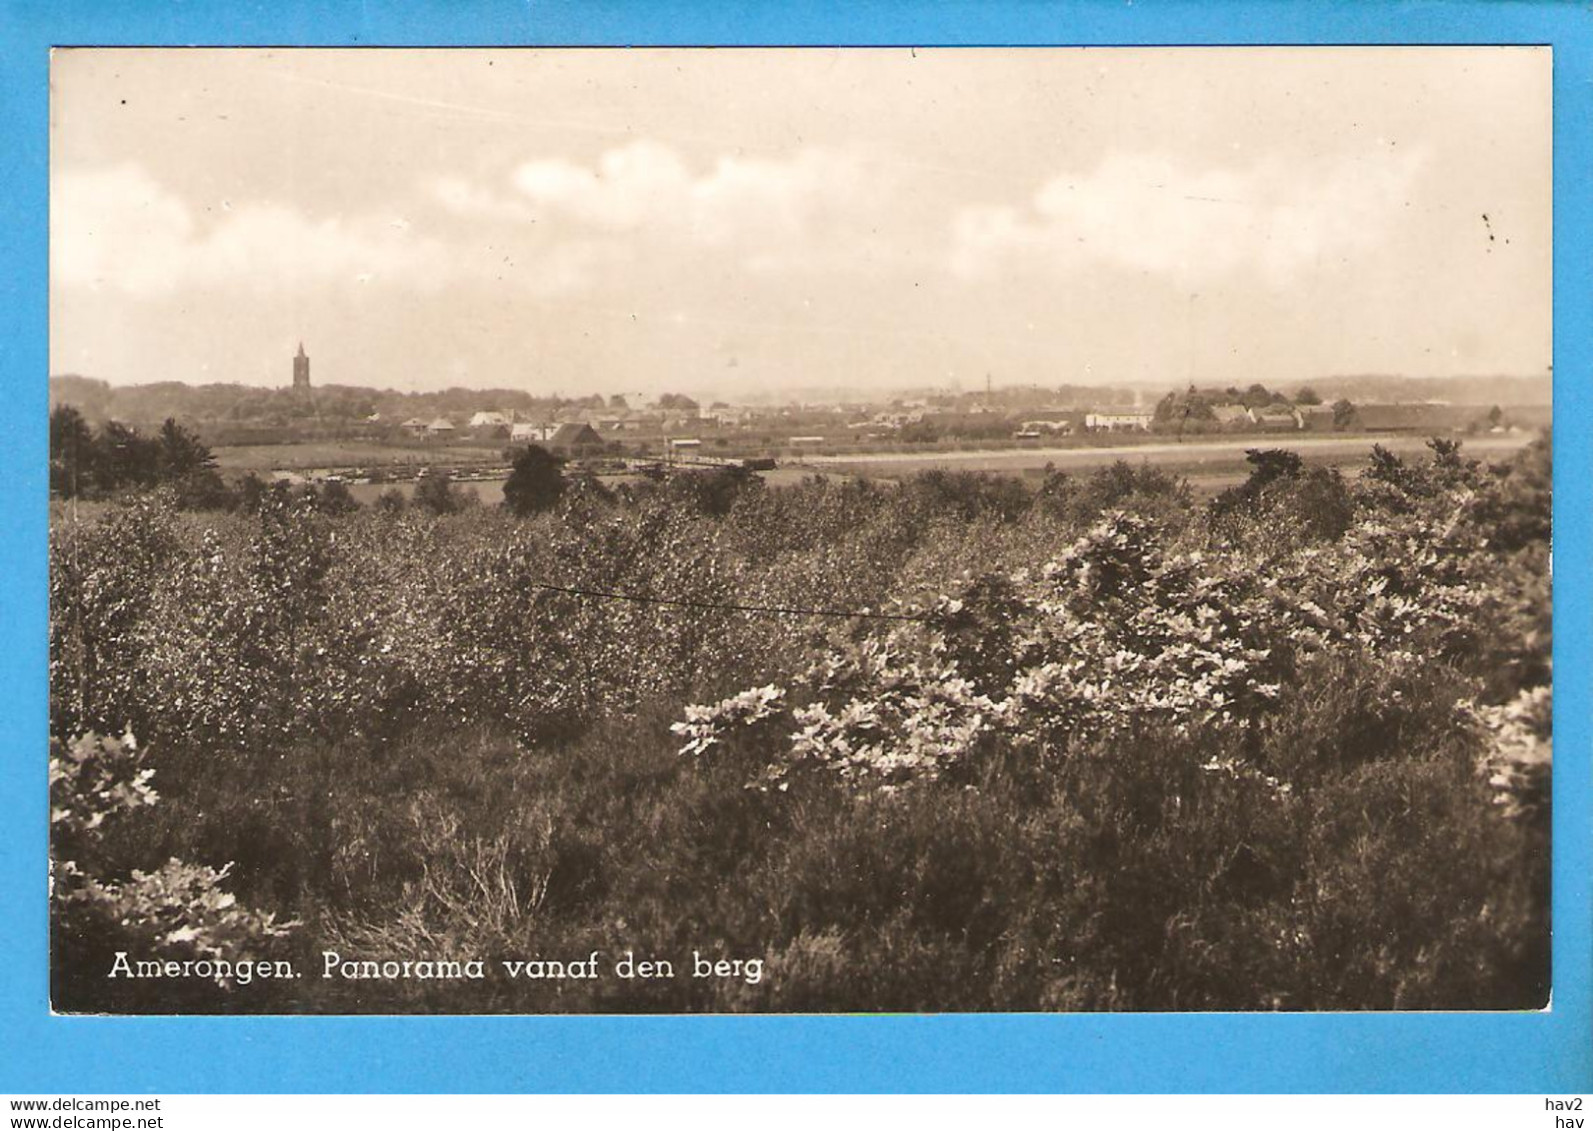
[2,1,1588,1094]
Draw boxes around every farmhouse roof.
[1354,403,1481,432]
[549,422,603,449]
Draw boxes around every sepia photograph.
[47,46,1552,1015]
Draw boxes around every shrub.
[51,731,297,1013]
[317,480,361,515]
[413,471,469,515]
[375,487,407,514]
[46,440,1550,1012]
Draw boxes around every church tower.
[292,342,311,390]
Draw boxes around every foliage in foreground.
[51,731,296,1013]
[47,440,1551,1012]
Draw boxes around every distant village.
[50,343,1549,469]
[372,388,1524,459]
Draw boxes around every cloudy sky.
[50,48,1550,398]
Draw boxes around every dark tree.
[1295,386,1323,405]
[502,444,567,516]
[234,472,269,514]
[156,418,216,479]
[1033,463,1077,517]
[95,422,161,492]
[667,466,763,518]
[316,480,361,515]
[903,469,1029,523]
[171,469,234,511]
[1207,448,1356,545]
[1242,448,1304,487]
[1241,383,1275,409]
[1154,390,1214,432]
[1071,460,1191,522]
[899,420,942,444]
[1331,399,1359,431]
[1210,453,1352,546]
[1428,437,1465,470]
[49,405,96,498]
[1365,444,1410,487]
[414,470,467,515]
[155,418,231,510]
[1152,392,1181,425]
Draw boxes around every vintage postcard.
[45,46,1552,1019]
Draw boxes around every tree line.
[49,404,582,519]
[49,375,701,430]
[50,406,234,509]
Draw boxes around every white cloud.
[430,175,538,223]
[504,140,872,246]
[53,164,444,296]
[951,149,1426,287]
[55,152,881,307]
[423,141,898,289]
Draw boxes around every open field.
[234,430,1541,507]
[795,432,1538,493]
[213,441,507,471]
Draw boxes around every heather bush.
[51,731,296,1013]
[413,470,474,515]
[1037,459,1194,529]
